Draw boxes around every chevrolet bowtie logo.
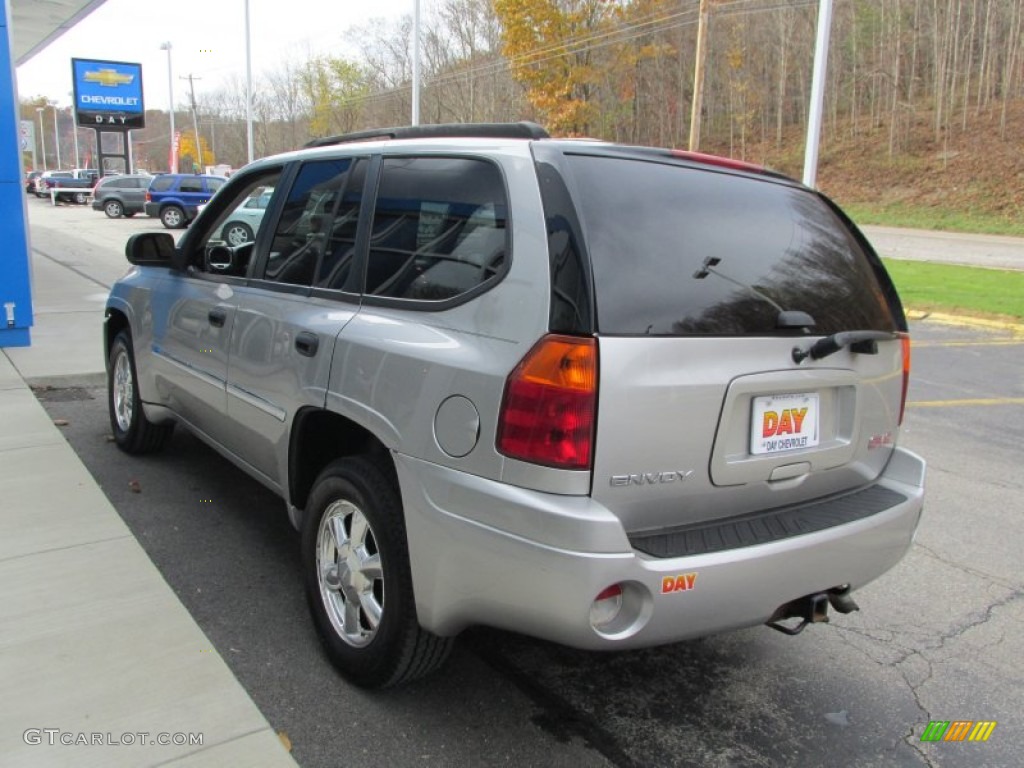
[84,68,134,87]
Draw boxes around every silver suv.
[105,123,925,688]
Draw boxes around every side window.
[314,159,367,291]
[187,169,283,278]
[207,178,225,193]
[179,178,203,193]
[261,159,353,288]
[366,157,508,301]
[150,176,174,192]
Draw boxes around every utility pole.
[181,73,203,173]
[689,0,711,151]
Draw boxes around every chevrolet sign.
[72,58,145,129]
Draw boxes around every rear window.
[563,155,896,336]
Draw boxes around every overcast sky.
[16,0,422,109]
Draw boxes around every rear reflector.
[590,584,623,629]
[496,335,597,470]
[898,333,911,425]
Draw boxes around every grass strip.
[882,259,1024,321]
[847,203,1024,237]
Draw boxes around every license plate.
[750,392,819,455]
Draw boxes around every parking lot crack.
[915,542,1021,591]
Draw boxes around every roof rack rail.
[304,121,550,148]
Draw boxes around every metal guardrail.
[48,187,93,205]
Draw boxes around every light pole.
[244,0,254,163]
[52,105,61,170]
[35,107,46,171]
[412,0,421,126]
[160,42,176,172]
[68,92,80,168]
[803,0,834,188]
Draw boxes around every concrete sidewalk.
[0,205,296,766]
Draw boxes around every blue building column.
[0,0,33,348]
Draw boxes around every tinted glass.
[179,178,203,193]
[262,160,352,286]
[150,176,174,192]
[208,178,225,192]
[314,159,366,291]
[365,157,508,301]
[565,155,896,336]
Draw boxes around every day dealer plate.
[750,392,820,455]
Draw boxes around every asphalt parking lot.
[23,197,1024,767]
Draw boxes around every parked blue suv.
[144,173,226,229]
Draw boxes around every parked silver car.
[104,123,925,688]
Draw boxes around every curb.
[905,309,1024,336]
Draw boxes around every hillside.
[709,101,1024,235]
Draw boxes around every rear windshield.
[564,155,896,336]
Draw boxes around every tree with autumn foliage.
[177,132,214,173]
[494,0,614,135]
[299,55,369,139]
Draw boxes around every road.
[22,197,1024,767]
[860,225,1024,270]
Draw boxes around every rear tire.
[108,330,174,454]
[104,200,124,218]
[302,457,453,688]
[223,221,254,247]
[73,192,88,205]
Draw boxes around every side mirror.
[125,232,176,266]
[205,245,234,273]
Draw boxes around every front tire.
[73,191,88,204]
[302,457,453,688]
[104,200,124,218]
[108,330,174,454]
[161,205,186,229]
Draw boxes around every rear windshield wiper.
[792,330,897,364]
[693,256,815,331]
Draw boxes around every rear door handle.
[208,308,227,327]
[295,331,319,357]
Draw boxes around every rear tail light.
[496,334,597,470]
[145,191,152,202]
[898,333,911,425]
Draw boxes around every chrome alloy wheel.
[316,500,384,648]
[112,348,134,433]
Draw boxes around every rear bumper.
[397,448,925,649]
